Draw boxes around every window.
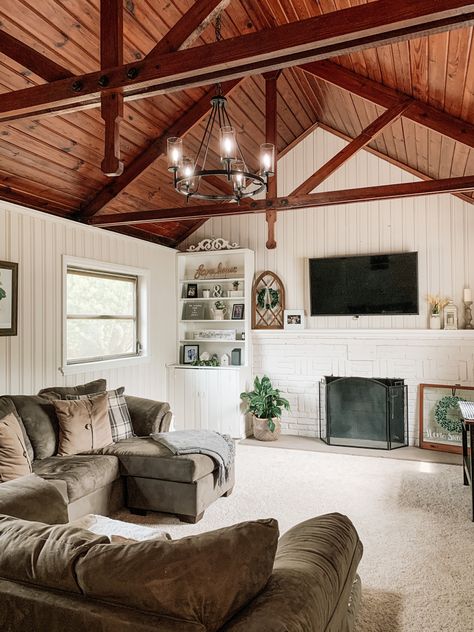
[66,266,142,365]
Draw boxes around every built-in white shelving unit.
[168,248,254,438]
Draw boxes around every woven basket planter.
[252,417,281,441]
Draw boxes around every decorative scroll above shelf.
[187,237,240,252]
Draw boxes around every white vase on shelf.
[429,313,441,329]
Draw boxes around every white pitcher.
[210,307,227,320]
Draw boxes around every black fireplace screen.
[320,376,408,449]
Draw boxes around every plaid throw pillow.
[67,387,134,442]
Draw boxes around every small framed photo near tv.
[309,252,419,317]
[284,309,305,330]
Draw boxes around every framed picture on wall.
[418,383,474,453]
[0,260,18,337]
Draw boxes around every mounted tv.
[309,252,418,316]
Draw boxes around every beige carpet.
[114,445,474,632]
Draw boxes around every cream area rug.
[112,444,474,632]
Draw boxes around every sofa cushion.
[52,394,113,456]
[0,396,34,462]
[85,436,215,483]
[0,474,68,523]
[76,518,279,632]
[0,414,32,482]
[7,395,59,460]
[32,455,120,502]
[38,379,107,399]
[0,515,109,593]
[67,387,134,442]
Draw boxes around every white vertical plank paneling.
[182,127,474,330]
[0,202,176,400]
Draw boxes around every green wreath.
[434,395,463,434]
[257,287,279,310]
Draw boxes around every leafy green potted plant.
[240,375,290,441]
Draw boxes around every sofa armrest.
[125,396,172,436]
[0,474,68,525]
[222,513,363,632]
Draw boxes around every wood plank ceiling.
[0,0,474,247]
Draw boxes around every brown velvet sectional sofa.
[0,379,233,523]
[0,380,364,631]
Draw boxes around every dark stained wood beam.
[100,0,124,177]
[106,225,177,248]
[0,186,74,217]
[89,175,474,226]
[0,30,73,81]
[1,0,473,122]
[291,97,413,195]
[317,121,474,206]
[264,70,280,249]
[145,0,232,60]
[302,60,474,148]
[79,79,242,219]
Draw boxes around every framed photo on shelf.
[183,344,199,364]
[0,260,18,337]
[284,309,305,330]
[231,303,245,320]
[186,283,198,298]
[418,383,474,453]
[182,302,205,320]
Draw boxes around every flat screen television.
[309,252,418,316]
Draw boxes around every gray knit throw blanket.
[151,430,235,486]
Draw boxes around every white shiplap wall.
[184,127,473,328]
[0,202,177,400]
[183,127,474,441]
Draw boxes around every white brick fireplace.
[252,329,474,444]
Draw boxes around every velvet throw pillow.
[0,413,33,482]
[38,379,107,400]
[52,393,113,456]
[67,387,134,443]
[76,518,279,632]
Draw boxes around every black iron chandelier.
[167,17,275,203]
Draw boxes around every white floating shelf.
[180,319,245,323]
[179,339,245,344]
[180,277,245,284]
[180,297,245,302]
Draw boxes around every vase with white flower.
[427,295,449,329]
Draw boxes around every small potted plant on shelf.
[240,375,290,441]
[427,295,449,329]
[211,300,227,320]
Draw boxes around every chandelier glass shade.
[167,92,275,202]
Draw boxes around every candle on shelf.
[464,288,472,303]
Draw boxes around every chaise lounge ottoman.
[85,437,234,523]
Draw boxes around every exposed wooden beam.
[0,186,73,217]
[1,0,473,122]
[106,225,177,248]
[89,175,474,225]
[0,29,72,82]
[145,0,232,60]
[264,70,280,249]
[100,0,124,177]
[79,79,242,219]
[317,121,474,206]
[291,97,413,195]
[302,60,474,148]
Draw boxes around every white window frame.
[62,256,150,374]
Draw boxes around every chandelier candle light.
[167,96,274,202]
[167,17,274,203]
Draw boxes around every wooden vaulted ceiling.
[1,1,474,247]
